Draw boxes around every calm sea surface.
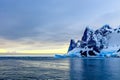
[0,57,120,80]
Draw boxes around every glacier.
[55,25,120,58]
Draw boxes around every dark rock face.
[80,50,96,57]
[93,46,100,53]
[94,25,112,49]
[81,51,87,57]
[80,42,87,48]
[95,24,112,36]
[81,27,95,48]
[117,49,120,52]
[87,35,96,48]
[88,50,96,56]
[68,39,76,52]
[80,25,112,51]
[81,27,93,42]
[81,27,89,42]
[80,27,100,53]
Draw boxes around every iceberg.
[55,25,120,58]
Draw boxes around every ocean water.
[0,57,120,80]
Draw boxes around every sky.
[0,0,120,54]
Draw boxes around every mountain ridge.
[67,25,120,57]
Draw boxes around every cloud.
[90,10,120,28]
[1,0,120,52]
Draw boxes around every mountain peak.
[68,39,76,52]
[81,26,94,42]
[95,25,113,36]
[101,24,112,29]
[85,26,93,31]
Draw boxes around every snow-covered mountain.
[67,25,120,57]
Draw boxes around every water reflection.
[0,58,70,80]
[70,58,120,80]
[0,57,120,80]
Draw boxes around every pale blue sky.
[0,0,120,51]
